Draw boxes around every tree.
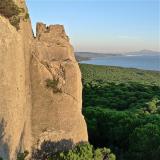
[55,143,116,160]
[128,123,160,160]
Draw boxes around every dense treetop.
[80,64,160,160]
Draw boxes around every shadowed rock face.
[0,1,87,159]
[32,139,74,159]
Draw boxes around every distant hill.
[125,50,160,55]
[75,52,121,61]
[75,50,160,61]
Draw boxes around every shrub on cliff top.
[0,0,21,30]
[0,0,20,18]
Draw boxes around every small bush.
[55,143,116,160]
[46,79,62,93]
[46,79,58,88]
[0,0,21,30]
[94,148,116,160]
[146,97,160,113]
[19,8,25,13]
[9,15,20,30]
[24,13,29,19]
[0,0,20,18]
[56,143,93,160]
[32,140,116,160]
[17,150,29,160]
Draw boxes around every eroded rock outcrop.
[0,0,33,159]
[31,23,88,147]
[0,0,88,159]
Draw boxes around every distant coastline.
[75,50,160,71]
[75,50,160,60]
[75,55,91,62]
[75,52,122,62]
[75,50,160,62]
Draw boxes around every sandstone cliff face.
[0,0,33,159]
[31,23,88,147]
[0,16,27,159]
[0,0,87,159]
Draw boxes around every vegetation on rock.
[17,151,29,160]
[9,15,20,30]
[46,79,61,92]
[0,0,29,30]
[0,0,21,30]
[0,0,20,18]
[24,12,29,20]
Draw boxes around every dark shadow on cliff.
[15,122,26,157]
[0,119,9,160]
[32,139,74,160]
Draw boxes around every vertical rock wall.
[31,23,88,146]
[0,16,26,159]
[0,0,33,159]
[0,1,88,159]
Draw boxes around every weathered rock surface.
[31,23,88,147]
[0,0,33,159]
[0,0,88,159]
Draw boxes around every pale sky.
[26,0,160,53]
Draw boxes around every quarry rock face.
[0,1,88,159]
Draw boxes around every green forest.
[80,64,160,160]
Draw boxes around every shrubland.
[80,64,160,160]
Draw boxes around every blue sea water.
[81,54,160,71]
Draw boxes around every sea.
[81,53,160,71]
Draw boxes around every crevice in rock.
[63,92,79,103]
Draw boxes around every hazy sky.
[26,0,159,53]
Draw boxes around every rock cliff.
[0,0,88,159]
